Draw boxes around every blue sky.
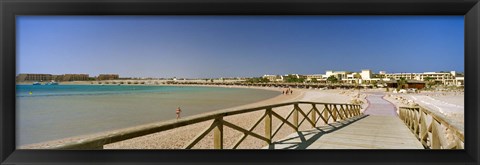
[17,16,464,78]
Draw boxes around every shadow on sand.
[266,114,369,149]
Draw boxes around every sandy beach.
[21,85,364,149]
[382,90,464,131]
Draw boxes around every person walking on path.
[176,107,182,119]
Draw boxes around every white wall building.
[305,74,324,81]
[262,74,282,82]
[261,70,464,86]
[378,71,463,86]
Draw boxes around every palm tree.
[327,76,338,84]
[353,73,362,89]
[424,76,435,88]
[396,77,408,91]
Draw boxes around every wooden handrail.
[399,106,464,149]
[49,101,362,149]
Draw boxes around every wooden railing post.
[213,117,223,149]
[352,105,357,116]
[265,108,272,144]
[356,105,360,115]
[343,105,349,118]
[311,104,316,128]
[348,105,357,116]
[293,103,299,131]
[332,105,337,121]
[353,105,357,116]
[419,109,427,146]
[337,105,344,120]
[414,108,419,136]
[399,108,403,121]
[345,105,349,117]
[404,108,408,121]
[323,104,329,124]
[431,120,441,149]
[406,109,410,127]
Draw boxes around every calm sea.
[16,85,279,146]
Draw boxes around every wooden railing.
[399,106,464,149]
[49,101,362,149]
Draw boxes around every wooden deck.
[264,94,424,149]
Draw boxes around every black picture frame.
[1,0,479,164]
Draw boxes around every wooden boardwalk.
[264,94,424,149]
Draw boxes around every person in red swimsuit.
[176,107,182,119]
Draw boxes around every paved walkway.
[363,93,398,116]
[264,93,424,149]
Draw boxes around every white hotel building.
[381,71,464,86]
[263,69,464,86]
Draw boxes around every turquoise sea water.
[16,85,280,147]
[16,85,208,97]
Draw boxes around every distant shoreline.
[16,81,285,94]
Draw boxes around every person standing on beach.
[176,107,182,119]
[290,89,293,94]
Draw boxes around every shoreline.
[16,82,284,96]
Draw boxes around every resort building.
[360,69,373,80]
[62,74,89,81]
[324,70,350,80]
[318,70,370,84]
[385,80,427,89]
[261,69,464,87]
[262,75,282,82]
[286,74,306,79]
[379,71,464,86]
[16,74,53,82]
[381,72,417,80]
[262,74,306,82]
[97,74,119,80]
[305,74,324,81]
[16,73,92,82]
[52,75,64,81]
